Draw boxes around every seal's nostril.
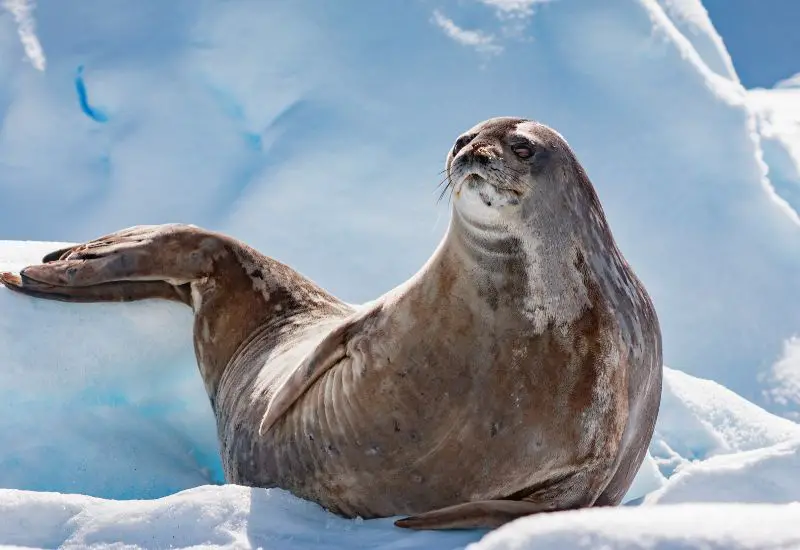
[471,144,496,163]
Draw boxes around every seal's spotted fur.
[1,117,662,531]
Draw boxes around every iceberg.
[1,0,799,548]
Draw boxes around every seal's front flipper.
[258,307,379,436]
[39,225,164,264]
[0,224,220,305]
[394,500,550,530]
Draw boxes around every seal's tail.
[0,224,215,306]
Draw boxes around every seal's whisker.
[433,176,453,202]
[435,174,450,189]
[498,166,531,192]
[437,181,454,204]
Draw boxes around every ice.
[0,243,222,500]
[472,503,800,550]
[0,485,483,550]
[1,487,798,549]
[621,366,800,503]
[645,437,800,506]
[650,367,800,473]
[2,0,800,548]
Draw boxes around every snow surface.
[3,244,800,548]
[0,241,222,500]
[2,0,800,548]
[2,488,800,550]
[473,504,800,550]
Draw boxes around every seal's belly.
[254,348,620,518]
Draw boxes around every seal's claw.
[0,267,77,300]
[0,270,60,300]
[0,271,22,288]
[41,245,78,263]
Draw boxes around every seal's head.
[447,117,602,230]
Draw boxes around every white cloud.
[476,0,551,18]
[430,1,553,55]
[431,9,503,56]
[2,0,46,71]
[475,0,553,42]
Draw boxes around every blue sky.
[704,0,800,88]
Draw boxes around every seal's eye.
[453,134,475,156]
[512,145,534,159]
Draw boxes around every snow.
[0,242,221,501]
[0,485,480,550]
[644,437,800,506]
[472,504,800,550]
[652,368,800,465]
[745,78,800,417]
[4,245,800,548]
[624,367,800,503]
[2,0,800,548]
[2,490,800,550]
[763,336,800,421]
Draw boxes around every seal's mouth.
[447,152,526,208]
[456,173,522,203]
[460,174,484,192]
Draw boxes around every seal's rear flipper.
[394,500,550,530]
[0,224,218,306]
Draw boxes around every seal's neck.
[449,208,527,264]
[411,209,595,332]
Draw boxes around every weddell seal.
[1,117,662,530]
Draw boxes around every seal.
[0,117,662,531]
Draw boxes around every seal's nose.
[469,142,498,165]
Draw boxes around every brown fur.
[0,117,662,531]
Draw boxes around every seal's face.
[446,117,570,221]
